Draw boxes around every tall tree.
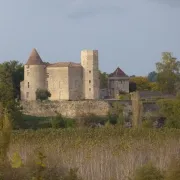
[148,71,157,82]
[0,61,24,99]
[0,62,23,129]
[99,71,108,89]
[130,76,151,91]
[156,52,180,94]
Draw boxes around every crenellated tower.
[81,50,100,99]
[22,48,46,100]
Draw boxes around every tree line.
[100,52,180,94]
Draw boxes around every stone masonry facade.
[20,49,100,101]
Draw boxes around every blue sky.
[0,0,180,76]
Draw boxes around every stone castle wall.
[21,100,110,118]
[21,100,160,118]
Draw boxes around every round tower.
[24,48,46,100]
[81,50,100,99]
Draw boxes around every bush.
[157,98,180,128]
[117,113,125,126]
[51,114,66,129]
[64,118,76,128]
[81,113,107,127]
[133,163,164,180]
[36,89,51,101]
[142,120,153,128]
[107,102,125,125]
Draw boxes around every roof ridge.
[109,67,128,77]
[25,48,44,65]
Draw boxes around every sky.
[0,0,180,76]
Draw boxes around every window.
[89,80,91,83]
[89,88,91,91]
[28,82,29,88]
[89,70,91,73]
[26,92,29,98]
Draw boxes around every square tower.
[81,50,100,99]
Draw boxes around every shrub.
[82,113,107,127]
[157,98,180,128]
[108,102,124,125]
[133,163,164,180]
[142,120,153,128]
[117,113,125,126]
[51,114,66,129]
[64,118,76,128]
[36,89,51,101]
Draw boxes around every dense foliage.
[99,71,108,89]
[0,61,23,129]
[148,71,157,82]
[157,96,180,128]
[156,52,180,94]
[130,76,159,91]
[4,128,180,180]
[36,89,51,101]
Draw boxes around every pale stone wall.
[81,50,100,99]
[20,81,24,100]
[21,49,101,101]
[68,66,83,100]
[20,100,160,120]
[23,65,46,100]
[21,100,110,118]
[46,67,69,100]
[108,77,129,98]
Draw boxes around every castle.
[20,48,100,101]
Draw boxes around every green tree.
[0,61,24,99]
[99,71,108,89]
[36,89,51,101]
[156,52,180,94]
[148,71,157,82]
[157,97,180,128]
[130,76,151,91]
[0,63,23,129]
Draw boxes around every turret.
[23,48,46,100]
[81,50,100,99]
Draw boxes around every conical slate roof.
[25,48,44,65]
[109,67,128,77]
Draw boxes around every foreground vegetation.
[2,127,179,179]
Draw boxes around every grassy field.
[8,127,180,180]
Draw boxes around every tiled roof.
[25,48,44,65]
[47,62,81,68]
[109,67,128,77]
